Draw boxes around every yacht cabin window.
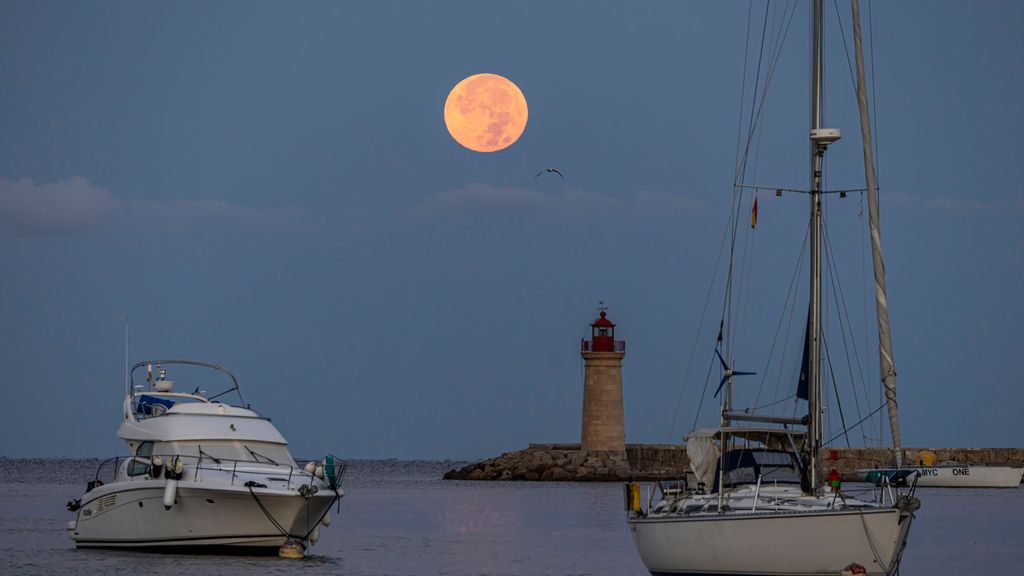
[717,449,801,490]
[127,459,149,477]
[153,440,296,467]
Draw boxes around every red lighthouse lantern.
[580,305,626,353]
[590,311,616,352]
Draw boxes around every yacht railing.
[86,454,347,493]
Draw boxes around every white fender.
[321,511,331,527]
[163,458,184,509]
[309,525,320,544]
[163,478,178,509]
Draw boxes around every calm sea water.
[1,458,1021,575]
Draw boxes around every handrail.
[88,452,347,492]
[130,359,245,407]
[580,340,626,353]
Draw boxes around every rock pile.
[443,445,638,482]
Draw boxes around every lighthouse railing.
[580,340,626,353]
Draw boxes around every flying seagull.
[535,168,564,179]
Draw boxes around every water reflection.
[1,459,1020,575]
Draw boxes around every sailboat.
[626,2,920,574]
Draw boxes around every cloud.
[0,176,119,235]
[415,183,701,219]
[0,176,304,236]
[929,196,994,213]
[633,190,703,212]
[126,199,304,230]
[884,193,1001,214]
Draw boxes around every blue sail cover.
[136,395,175,415]
[797,308,811,401]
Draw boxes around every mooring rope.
[246,482,341,545]
[857,507,891,575]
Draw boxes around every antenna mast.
[124,317,129,397]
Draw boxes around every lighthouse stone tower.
[580,308,626,453]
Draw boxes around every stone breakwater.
[442,444,1024,482]
[443,444,690,482]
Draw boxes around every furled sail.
[851,0,902,466]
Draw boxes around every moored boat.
[66,360,344,555]
[860,464,1023,488]
[626,2,920,574]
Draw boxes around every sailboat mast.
[850,0,902,467]
[807,0,825,495]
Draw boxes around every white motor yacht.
[67,360,344,556]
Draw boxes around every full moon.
[444,73,528,153]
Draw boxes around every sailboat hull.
[628,507,912,576]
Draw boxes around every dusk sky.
[2,1,1022,459]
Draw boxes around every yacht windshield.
[717,449,801,489]
[154,441,296,467]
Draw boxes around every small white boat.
[860,465,1023,488]
[67,360,344,555]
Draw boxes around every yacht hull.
[68,481,340,550]
[628,507,912,576]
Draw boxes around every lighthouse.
[580,305,626,453]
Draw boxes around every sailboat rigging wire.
[723,1,771,363]
[823,210,873,446]
[750,223,809,411]
[734,1,799,187]
[732,1,755,175]
[821,332,852,448]
[858,194,878,443]
[826,403,883,445]
[690,353,721,434]
[722,190,742,370]
[725,2,797,398]
[667,208,734,441]
[831,0,859,93]
[734,0,770,187]
[715,0,797,430]
[734,198,757,364]
[743,393,797,412]
[746,1,782,189]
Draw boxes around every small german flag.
[751,196,758,229]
